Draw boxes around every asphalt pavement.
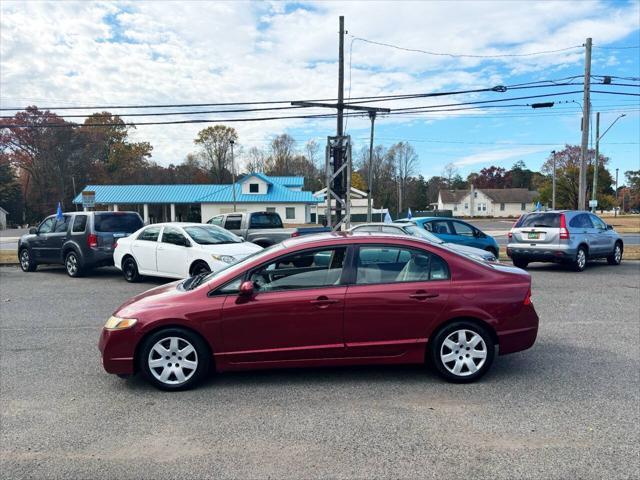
[1,263,639,479]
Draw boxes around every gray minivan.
[506,210,623,271]
[18,211,143,277]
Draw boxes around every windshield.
[94,213,143,233]
[184,243,284,290]
[404,225,444,244]
[184,225,242,245]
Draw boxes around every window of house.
[266,207,276,213]
[286,207,296,220]
[500,203,505,211]
[464,203,468,209]
[474,191,478,198]
[482,203,486,211]
[249,183,259,193]
[477,204,482,212]
[72,215,87,233]
[454,205,458,211]
[521,203,526,210]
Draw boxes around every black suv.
[18,211,144,277]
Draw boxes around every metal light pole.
[591,113,626,212]
[367,111,376,222]
[230,139,236,212]
[615,168,619,218]
[551,150,557,210]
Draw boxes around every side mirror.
[29,227,38,235]
[606,224,613,230]
[239,281,254,297]
[182,238,191,247]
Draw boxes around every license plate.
[113,233,126,238]
[527,232,539,240]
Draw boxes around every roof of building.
[440,188,538,204]
[73,175,319,205]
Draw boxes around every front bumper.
[98,327,137,375]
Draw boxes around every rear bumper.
[83,249,115,268]
[497,305,539,355]
[98,328,137,375]
[506,244,575,262]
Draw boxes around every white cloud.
[452,146,549,167]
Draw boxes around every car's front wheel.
[139,328,210,391]
[429,321,495,383]
[122,257,142,282]
[65,251,83,277]
[607,242,623,265]
[19,248,37,272]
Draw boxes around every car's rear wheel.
[573,246,587,272]
[607,242,623,265]
[485,247,498,258]
[122,257,142,282]
[19,248,37,272]
[65,251,83,277]
[190,261,210,276]
[429,321,495,383]
[139,328,210,391]
[512,258,529,269]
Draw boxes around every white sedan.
[113,222,263,282]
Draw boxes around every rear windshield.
[93,213,143,233]
[249,212,283,229]
[516,213,560,228]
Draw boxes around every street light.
[591,113,626,212]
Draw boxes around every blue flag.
[535,201,542,211]
[56,202,63,221]
[407,208,413,219]
[384,211,393,224]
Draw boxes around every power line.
[594,45,640,50]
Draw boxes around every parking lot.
[1,262,638,479]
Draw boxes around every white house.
[312,186,388,223]
[437,186,539,217]
[74,174,321,225]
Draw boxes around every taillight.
[291,231,300,237]
[88,234,98,248]
[524,287,532,305]
[113,240,118,249]
[559,213,570,240]
[508,231,513,240]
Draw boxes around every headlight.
[104,316,137,330]
[211,254,236,264]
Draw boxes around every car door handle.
[409,291,439,300]
[310,296,339,307]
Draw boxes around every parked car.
[113,222,263,282]
[506,210,623,271]
[207,211,329,247]
[397,217,500,257]
[18,211,143,277]
[350,222,497,262]
[99,232,538,390]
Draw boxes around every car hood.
[444,242,495,260]
[194,241,262,257]
[115,280,186,318]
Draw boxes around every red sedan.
[99,233,538,390]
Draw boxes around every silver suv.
[506,211,623,271]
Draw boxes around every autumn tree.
[388,142,418,215]
[194,125,238,183]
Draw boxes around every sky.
[1,0,639,182]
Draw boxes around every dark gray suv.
[18,211,143,277]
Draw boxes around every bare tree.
[244,146,267,173]
[304,139,320,170]
[268,134,296,175]
[194,125,238,183]
[442,162,458,188]
[388,142,418,215]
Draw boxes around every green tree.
[0,157,23,224]
[194,125,238,183]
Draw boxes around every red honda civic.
[99,233,538,390]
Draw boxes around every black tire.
[428,320,495,383]
[18,248,37,272]
[139,327,211,391]
[122,256,142,283]
[65,251,84,277]
[190,261,211,276]
[512,258,529,269]
[485,247,499,259]
[572,246,587,272]
[607,242,623,265]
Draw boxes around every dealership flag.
[56,202,63,221]
[407,208,413,219]
[384,212,393,224]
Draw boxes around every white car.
[113,222,263,282]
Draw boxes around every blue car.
[398,217,500,257]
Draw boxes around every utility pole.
[230,139,236,212]
[367,111,376,222]
[592,113,626,212]
[292,16,390,231]
[578,37,592,211]
[615,168,619,218]
[551,150,557,210]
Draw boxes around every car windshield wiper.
[184,272,210,290]
[532,223,553,227]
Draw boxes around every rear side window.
[569,214,594,229]
[356,246,449,284]
[249,212,283,229]
[225,215,242,230]
[94,213,143,233]
[517,213,560,228]
[138,226,161,242]
[72,215,87,233]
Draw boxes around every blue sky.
[1,0,638,182]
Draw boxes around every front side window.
[184,225,241,244]
[53,215,71,233]
[72,215,87,233]
[452,221,474,237]
[162,227,189,246]
[38,217,55,234]
[209,216,224,227]
[285,207,296,220]
[249,183,259,193]
[138,226,161,242]
[590,215,606,230]
[249,247,346,292]
[224,215,242,230]
[356,246,449,285]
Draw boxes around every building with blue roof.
[73,174,321,224]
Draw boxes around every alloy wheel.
[614,245,622,263]
[440,329,487,377]
[66,254,78,276]
[147,337,198,386]
[20,250,30,270]
[577,249,586,270]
